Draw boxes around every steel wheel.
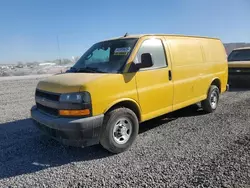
[112,117,132,145]
[100,107,139,154]
[201,85,220,113]
[210,89,218,109]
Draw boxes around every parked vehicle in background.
[31,34,229,154]
[228,47,250,85]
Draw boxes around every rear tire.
[201,85,220,113]
[100,107,139,154]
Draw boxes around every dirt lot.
[0,76,250,188]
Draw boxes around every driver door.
[134,37,173,121]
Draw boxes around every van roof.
[100,34,220,42]
[232,47,250,51]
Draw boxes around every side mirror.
[136,53,154,69]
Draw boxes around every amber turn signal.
[59,109,90,116]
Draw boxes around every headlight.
[59,92,91,103]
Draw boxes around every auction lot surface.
[0,76,250,188]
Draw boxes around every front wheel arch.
[104,99,141,122]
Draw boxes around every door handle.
[168,70,172,81]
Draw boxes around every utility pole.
[56,35,61,64]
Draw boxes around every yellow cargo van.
[31,34,228,153]
[228,47,250,83]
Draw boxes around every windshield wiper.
[76,67,106,73]
[66,67,77,73]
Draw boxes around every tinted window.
[134,38,167,69]
[228,49,250,62]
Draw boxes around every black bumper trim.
[31,106,104,147]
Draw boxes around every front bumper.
[31,105,104,147]
[228,74,250,87]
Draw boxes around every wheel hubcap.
[113,117,132,144]
[210,90,218,109]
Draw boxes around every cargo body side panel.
[166,36,206,111]
[199,38,228,93]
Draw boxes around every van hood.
[228,61,250,68]
[37,73,106,93]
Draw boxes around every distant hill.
[223,43,250,55]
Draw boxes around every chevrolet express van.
[31,34,228,153]
[228,47,250,84]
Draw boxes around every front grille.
[36,103,58,116]
[35,89,60,101]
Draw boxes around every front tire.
[201,85,220,113]
[100,107,139,154]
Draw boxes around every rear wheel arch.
[201,78,221,113]
[210,78,221,93]
[201,85,220,113]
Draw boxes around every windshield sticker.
[114,47,131,55]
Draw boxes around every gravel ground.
[0,76,250,188]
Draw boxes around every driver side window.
[134,38,167,70]
[85,48,110,65]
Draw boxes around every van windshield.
[228,49,250,62]
[69,38,138,73]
